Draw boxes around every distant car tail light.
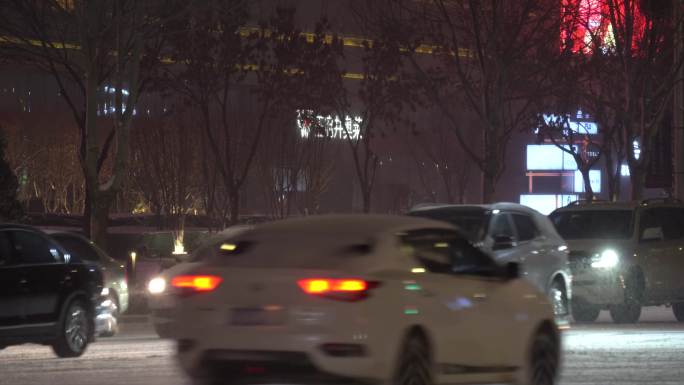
[171,275,223,293]
[297,278,378,301]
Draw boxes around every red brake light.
[297,278,376,301]
[298,279,368,294]
[171,275,223,292]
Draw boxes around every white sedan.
[148,215,560,385]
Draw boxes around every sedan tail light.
[171,275,223,293]
[297,278,379,301]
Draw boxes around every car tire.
[549,280,569,318]
[609,271,643,324]
[99,295,120,338]
[393,334,432,385]
[609,303,641,323]
[673,303,684,322]
[527,329,560,385]
[52,299,91,358]
[571,298,600,323]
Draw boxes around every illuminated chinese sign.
[561,0,646,53]
[540,111,598,135]
[296,110,362,140]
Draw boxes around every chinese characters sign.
[296,110,363,140]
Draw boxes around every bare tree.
[165,4,344,224]
[0,0,172,247]
[567,0,684,199]
[359,0,560,203]
[0,106,84,213]
[326,13,418,213]
[407,113,473,204]
[130,107,202,242]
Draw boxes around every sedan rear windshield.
[549,210,633,240]
[201,232,374,269]
[409,209,487,242]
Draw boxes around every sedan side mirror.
[504,262,520,280]
[493,235,516,251]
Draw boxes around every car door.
[635,207,678,302]
[0,230,26,330]
[9,229,69,326]
[646,207,684,302]
[400,229,517,382]
[510,212,547,292]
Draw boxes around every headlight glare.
[591,249,619,268]
[148,277,167,294]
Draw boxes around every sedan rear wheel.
[393,335,432,385]
[529,330,560,385]
[672,303,684,322]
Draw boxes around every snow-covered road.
[1,308,683,385]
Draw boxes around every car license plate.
[230,307,284,326]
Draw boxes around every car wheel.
[673,303,684,322]
[549,280,569,318]
[99,295,120,338]
[609,303,641,323]
[528,330,560,385]
[393,335,432,385]
[609,271,642,324]
[571,297,600,323]
[52,300,91,358]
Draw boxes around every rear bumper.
[176,330,389,383]
[189,349,380,385]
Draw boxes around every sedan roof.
[254,214,456,237]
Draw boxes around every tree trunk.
[481,129,501,204]
[90,193,111,251]
[604,149,618,201]
[481,171,496,204]
[630,166,646,200]
[362,189,371,213]
[229,189,240,225]
[84,63,102,245]
[581,167,594,201]
[612,164,622,201]
[83,189,92,238]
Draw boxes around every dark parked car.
[46,231,129,337]
[0,224,104,357]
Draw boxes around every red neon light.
[561,0,646,54]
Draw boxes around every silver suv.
[549,199,684,323]
[410,203,572,320]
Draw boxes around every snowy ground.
[1,307,683,385]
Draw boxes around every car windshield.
[549,210,633,240]
[409,208,487,242]
[204,231,375,269]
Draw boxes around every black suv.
[0,224,104,357]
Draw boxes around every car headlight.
[591,249,619,269]
[148,277,167,294]
[101,287,110,296]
